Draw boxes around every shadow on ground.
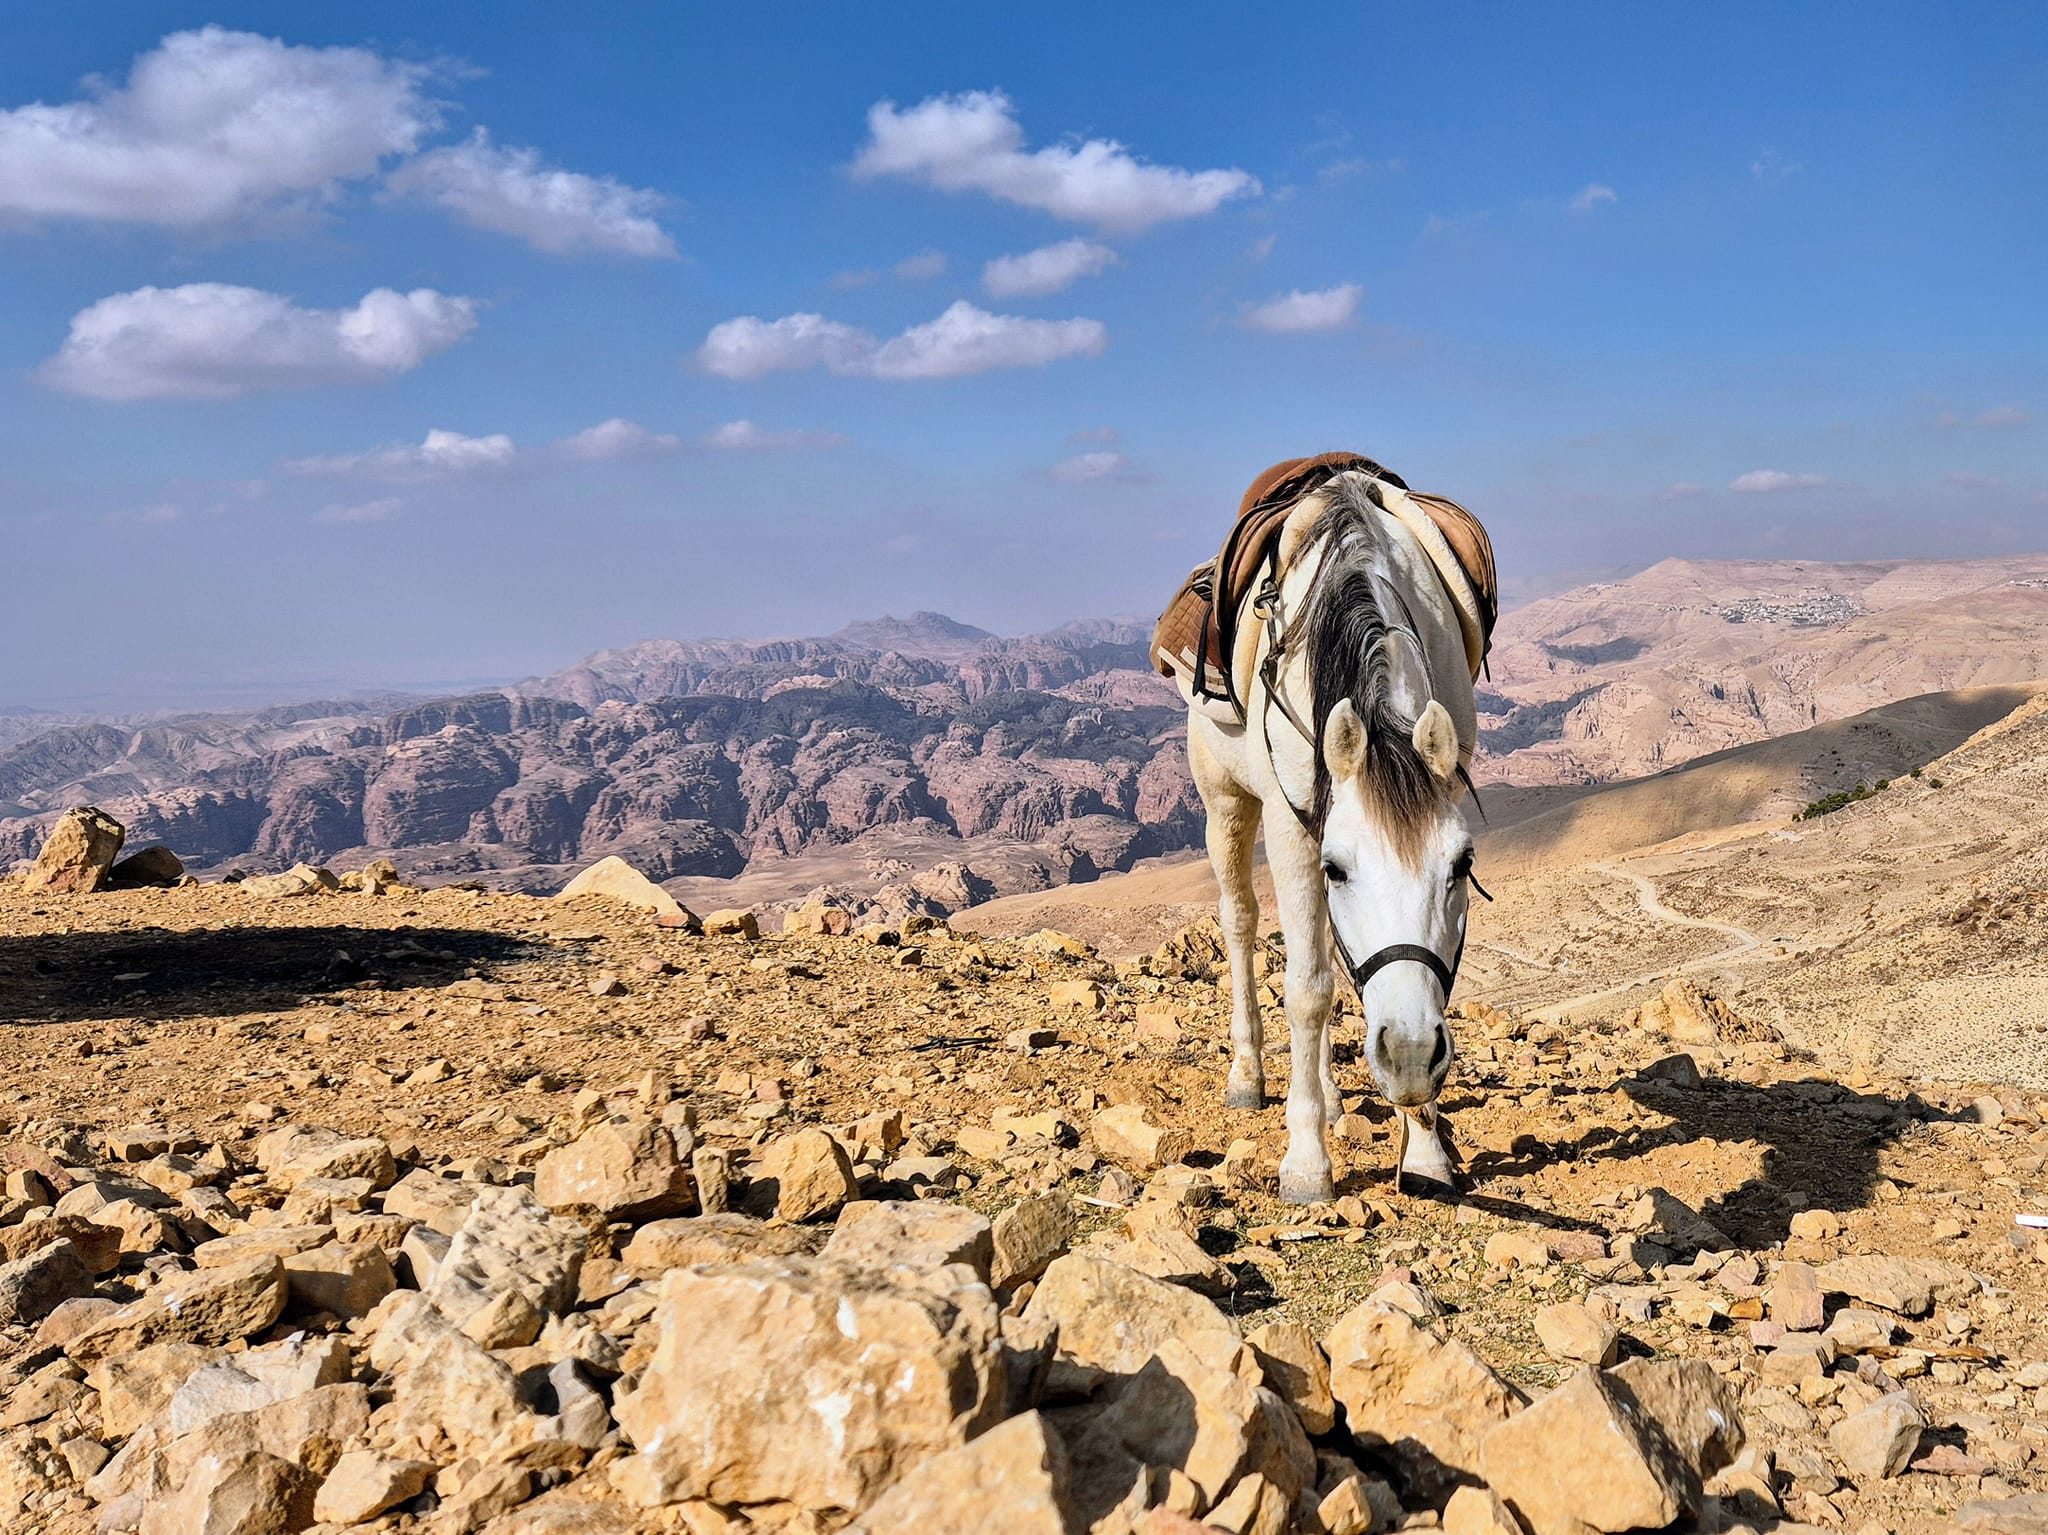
[1457,1068,1963,1248]
[0,925,556,1027]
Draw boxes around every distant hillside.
[0,618,1197,911]
[1480,553,2048,785]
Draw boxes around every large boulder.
[1323,1301,1520,1495]
[824,1201,994,1283]
[534,1116,694,1220]
[23,807,124,894]
[1021,1253,1239,1376]
[64,1255,287,1363]
[846,1411,1071,1535]
[611,1258,1005,1513]
[368,1185,586,1369]
[1481,1368,1694,1535]
[556,856,697,923]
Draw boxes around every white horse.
[1186,469,1481,1203]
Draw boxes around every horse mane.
[1297,474,1457,863]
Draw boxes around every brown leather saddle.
[1152,452,1497,713]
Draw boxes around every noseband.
[1326,866,1490,1008]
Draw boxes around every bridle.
[1249,538,1493,1009]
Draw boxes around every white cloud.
[695,300,1104,381]
[1049,450,1125,484]
[866,301,1106,379]
[37,283,477,401]
[893,249,947,281]
[1977,404,2028,427]
[702,420,850,451]
[1239,282,1361,334]
[852,89,1258,233]
[1729,469,1827,493]
[1245,233,1277,264]
[1569,183,1618,213]
[385,129,675,258]
[287,428,516,482]
[982,238,1119,298]
[314,496,403,523]
[555,418,681,460]
[696,312,877,380]
[0,26,437,227]
[1661,482,1706,500]
[1750,147,1802,183]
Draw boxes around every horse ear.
[1323,698,1365,781]
[1411,699,1460,781]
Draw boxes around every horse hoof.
[1277,1170,1335,1205]
[1224,1082,1266,1111]
[1398,1171,1463,1204]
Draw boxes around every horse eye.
[1321,859,1348,885]
[1450,848,1475,886]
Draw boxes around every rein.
[1248,540,1493,1006]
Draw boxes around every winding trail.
[1533,862,1765,1016]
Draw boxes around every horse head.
[1317,677,1473,1116]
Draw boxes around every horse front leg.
[1204,791,1266,1110]
[1267,809,1335,1204]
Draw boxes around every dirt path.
[1530,861,1764,1016]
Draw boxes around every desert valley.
[2,552,2046,1535]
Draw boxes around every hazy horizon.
[4,4,2042,709]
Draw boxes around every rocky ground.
[3,824,2047,1534]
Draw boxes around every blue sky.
[2,3,2043,708]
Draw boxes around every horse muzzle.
[1370,1015,1453,1108]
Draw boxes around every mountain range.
[5,556,2046,916]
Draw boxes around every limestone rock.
[65,1254,287,1362]
[847,1410,1070,1535]
[1607,1358,1745,1477]
[135,1448,319,1535]
[385,1331,530,1466]
[253,1125,397,1190]
[108,844,186,887]
[1814,1255,1977,1317]
[238,862,340,899]
[312,1450,433,1525]
[1768,1261,1826,1332]
[88,1341,224,1438]
[23,806,124,894]
[991,1191,1077,1289]
[612,1257,1004,1512]
[1481,1368,1694,1535]
[534,1115,694,1220]
[369,1184,585,1369]
[701,907,760,938]
[0,1213,123,1274]
[1443,1484,1526,1535]
[1828,1390,1923,1482]
[1324,1300,1520,1494]
[823,1201,994,1282]
[1021,1252,1239,1375]
[556,856,696,923]
[0,1239,93,1327]
[281,1240,395,1319]
[621,1213,811,1277]
[1247,1319,1335,1435]
[1090,1105,1193,1171]
[1533,1302,1619,1366]
[759,1127,859,1222]
[1950,1492,2048,1534]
